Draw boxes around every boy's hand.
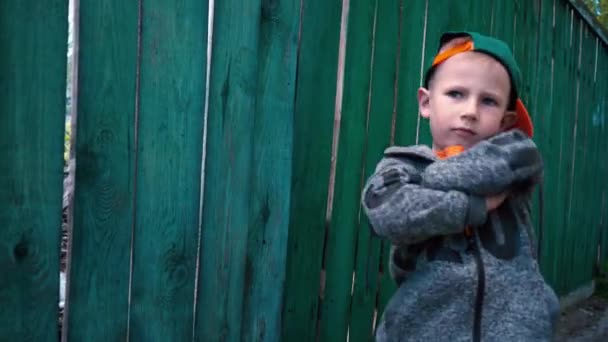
[486,192,508,211]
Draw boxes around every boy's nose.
[460,103,479,122]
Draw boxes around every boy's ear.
[418,87,431,119]
[500,111,517,130]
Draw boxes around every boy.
[362,32,559,341]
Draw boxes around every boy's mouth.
[452,127,476,137]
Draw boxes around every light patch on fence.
[389,1,404,145]
[512,10,517,53]
[490,1,495,33]
[553,0,556,28]
[61,0,79,340]
[567,20,583,230]
[415,0,429,145]
[126,1,144,341]
[570,9,574,47]
[594,37,598,82]
[324,0,350,223]
[192,0,214,339]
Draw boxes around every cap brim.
[514,99,533,137]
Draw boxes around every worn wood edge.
[61,0,80,340]
[567,0,608,47]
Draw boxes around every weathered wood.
[394,0,427,147]
[129,1,208,340]
[239,1,301,341]
[67,1,138,340]
[570,24,596,289]
[194,0,259,341]
[533,0,557,278]
[316,0,376,341]
[281,0,343,340]
[560,10,582,295]
[0,0,68,340]
[546,0,575,295]
[351,0,402,338]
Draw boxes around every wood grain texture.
[129,0,208,340]
[596,44,608,266]
[194,0,259,341]
[67,1,138,340]
[239,1,301,341]
[533,0,557,279]
[546,0,573,295]
[317,0,376,340]
[348,0,401,338]
[281,0,343,340]
[0,0,67,340]
[394,0,427,147]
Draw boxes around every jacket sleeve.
[361,155,487,245]
[421,129,543,196]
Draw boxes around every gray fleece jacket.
[362,130,559,342]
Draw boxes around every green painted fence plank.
[281,0,343,340]
[569,22,588,289]
[547,0,573,295]
[575,25,597,287]
[194,1,261,341]
[239,1,301,341]
[360,1,408,324]
[589,40,604,274]
[380,0,428,321]
[394,0,427,147]
[350,0,401,336]
[316,1,375,341]
[545,0,568,295]
[533,0,557,280]
[0,1,67,340]
[491,0,516,49]
[68,1,138,340]
[129,1,208,340]
[562,13,582,295]
[513,0,540,107]
[598,44,608,266]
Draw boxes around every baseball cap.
[423,31,533,138]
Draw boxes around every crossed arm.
[362,130,542,245]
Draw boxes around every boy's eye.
[481,97,498,106]
[446,90,463,98]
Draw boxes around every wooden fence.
[1,0,607,340]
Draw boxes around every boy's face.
[418,51,516,151]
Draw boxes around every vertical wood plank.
[68,0,138,340]
[239,0,301,341]
[598,44,608,266]
[316,0,376,341]
[194,0,259,341]
[0,1,68,340]
[550,2,568,294]
[129,1,208,340]
[533,0,558,281]
[394,0,427,147]
[572,24,596,288]
[281,0,344,340]
[350,0,401,337]
[377,0,429,321]
[560,11,581,294]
